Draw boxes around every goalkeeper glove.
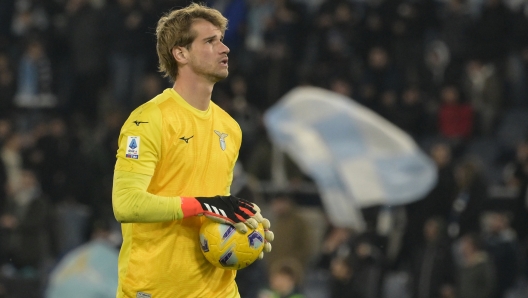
[251,203,274,260]
[181,195,262,233]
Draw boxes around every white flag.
[264,87,437,230]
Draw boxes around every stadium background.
[1,0,528,297]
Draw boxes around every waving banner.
[46,241,118,298]
[264,87,437,230]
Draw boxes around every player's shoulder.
[130,89,172,117]
[126,88,180,123]
[121,90,172,132]
[211,101,240,131]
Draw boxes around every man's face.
[186,19,229,82]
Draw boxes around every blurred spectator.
[440,284,456,298]
[266,193,313,271]
[429,142,458,217]
[328,210,387,298]
[0,53,15,116]
[245,0,274,54]
[502,140,528,240]
[389,1,426,82]
[107,0,151,110]
[403,142,456,257]
[359,1,391,55]
[0,169,52,271]
[461,59,503,135]
[328,255,362,298]
[482,211,520,298]
[14,38,56,109]
[328,76,354,98]
[348,237,385,298]
[64,0,107,119]
[0,120,10,214]
[228,75,262,166]
[394,86,427,139]
[258,259,305,298]
[135,72,165,108]
[455,233,496,298]
[0,160,6,217]
[359,46,401,111]
[10,0,50,38]
[508,2,528,107]
[210,0,248,54]
[0,118,12,147]
[1,133,24,197]
[448,159,488,238]
[243,0,305,110]
[245,136,305,184]
[27,117,81,203]
[88,109,126,217]
[437,84,474,141]
[422,40,451,95]
[409,217,455,298]
[310,0,361,84]
[315,226,354,271]
[377,90,399,124]
[53,196,92,257]
[439,0,472,83]
[0,0,15,47]
[471,0,513,67]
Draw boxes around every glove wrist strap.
[180,197,203,218]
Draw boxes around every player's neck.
[173,74,214,111]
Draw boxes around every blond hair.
[156,3,228,82]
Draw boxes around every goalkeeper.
[112,3,273,298]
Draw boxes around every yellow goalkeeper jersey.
[114,88,242,298]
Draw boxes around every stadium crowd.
[1,0,528,297]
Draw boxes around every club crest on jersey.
[126,136,140,159]
[214,130,228,151]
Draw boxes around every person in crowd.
[447,159,488,239]
[259,259,305,298]
[409,217,455,298]
[266,193,313,271]
[455,233,496,298]
[461,59,503,135]
[402,142,456,260]
[0,169,52,272]
[437,84,474,142]
[482,211,520,298]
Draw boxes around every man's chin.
[212,71,229,82]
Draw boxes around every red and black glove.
[181,195,262,233]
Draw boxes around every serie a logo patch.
[136,292,151,298]
[126,136,140,159]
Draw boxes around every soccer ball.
[199,219,265,270]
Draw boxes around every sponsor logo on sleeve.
[126,136,140,159]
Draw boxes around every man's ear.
[172,47,188,64]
